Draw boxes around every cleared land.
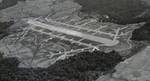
[27,19,119,47]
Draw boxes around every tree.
[0,21,14,39]
[74,0,150,24]
[0,50,123,81]
[131,22,150,41]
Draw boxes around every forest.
[74,0,150,24]
[0,51,123,81]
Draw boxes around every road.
[27,19,119,46]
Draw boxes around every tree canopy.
[131,22,150,41]
[74,0,150,24]
[0,50,123,81]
